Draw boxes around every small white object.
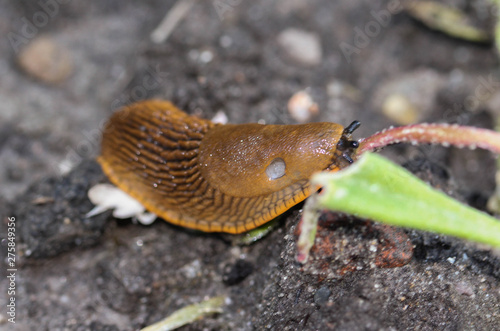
[211,110,228,124]
[287,90,319,123]
[277,28,322,66]
[199,49,214,64]
[86,183,157,225]
[136,212,158,225]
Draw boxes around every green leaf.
[405,1,491,43]
[311,153,500,248]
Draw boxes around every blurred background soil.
[0,0,500,330]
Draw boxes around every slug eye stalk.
[336,120,361,164]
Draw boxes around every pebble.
[382,93,418,125]
[314,286,331,305]
[372,69,445,124]
[277,28,322,66]
[17,36,73,85]
[287,90,319,123]
[211,110,229,124]
[455,281,475,297]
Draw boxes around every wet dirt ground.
[1,0,500,330]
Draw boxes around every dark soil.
[1,0,500,330]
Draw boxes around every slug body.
[98,100,358,233]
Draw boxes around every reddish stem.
[356,123,500,156]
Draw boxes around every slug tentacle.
[98,100,357,233]
[336,120,361,164]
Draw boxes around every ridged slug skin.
[98,100,350,234]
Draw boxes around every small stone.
[314,286,331,305]
[382,94,418,125]
[212,110,229,124]
[455,281,475,296]
[199,49,214,63]
[372,69,445,123]
[18,36,73,85]
[277,28,322,66]
[180,259,202,279]
[287,90,319,123]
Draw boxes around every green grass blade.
[141,296,226,331]
[311,153,500,248]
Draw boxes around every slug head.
[198,122,354,198]
[336,120,361,163]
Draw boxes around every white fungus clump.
[86,183,157,225]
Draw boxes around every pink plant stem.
[356,123,500,156]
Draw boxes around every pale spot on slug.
[266,158,286,180]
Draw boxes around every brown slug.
[98,100,360,233]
